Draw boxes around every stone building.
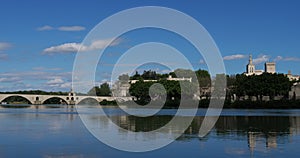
[289,83,300,100]
[245,54,263,76]
[244,54,299,82]
[244,54,275,76]
[287,70,300,81]
[265,62,276,74]
[166,75,192,82]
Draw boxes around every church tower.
[246,54,255,75]
[265,62,276,74]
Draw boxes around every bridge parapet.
[0,94,132,105]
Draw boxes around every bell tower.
[246,54,255,75]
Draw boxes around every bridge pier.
[34,101,42,105]
[68,100,76,105]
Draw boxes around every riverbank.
[2,99,300,109]
[224,99,300,109]
[122,99,300,109]
[197,99,300,109]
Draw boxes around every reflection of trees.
[215,116,291,134]
[109,115,173,132]
[203,116,299,152]
[214,116,292,152]
[107,115,299,135]
[107,114,300,151]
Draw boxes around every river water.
[0,105,300,157]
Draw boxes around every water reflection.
[1,106,300,157]
[214,116,292,153]
[103,114,300,153]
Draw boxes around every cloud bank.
[0,42,12,51]
[0,70,72,91]
[274,56,300,62]
[253,55,270,64]
[37,25,85,32]
[42,38,122,54]
[58,26,85,31]
[223,54,247,60]
[0,42,12,60]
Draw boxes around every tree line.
[229,73,292,101]
[6,69,289,102]
[1,69,296,108]
[0,90,68,95]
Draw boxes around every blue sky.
[0,0,300,92]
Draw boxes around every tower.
[68,88,76,105]
[246,54,255,75]
[265,62,276,74]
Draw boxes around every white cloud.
[58,26,85,31]
[0,42,12,51]
[0,71,72,82]
[275,56,300,62]
[0,77,21,82]
[37,25,85,32]
[274,56,283,61]
[42,38,122,54]
[46,78,64,85]
[43,43,82,54]
[0,53,8,60]
[32,67,62,71]
[0,42,11,60]
[60,82,72,88]
[1,82,33,92]
[46,77,71,89]
[199,59,206,64]
[0,71,73,92]
[284,57,300,61]
[37,25,54,31]
[253,55,269,64]
[223,54,247,60]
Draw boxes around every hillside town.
[244,54,300,100]
[112,55,300,104]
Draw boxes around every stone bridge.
[0,92,132,105]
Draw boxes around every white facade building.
[166,75,192,82]
[287,70,300,81]
[244,54,299,82]
[244,54,265,76]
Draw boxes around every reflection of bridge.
[0,90,132,105]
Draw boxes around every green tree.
[234,73,292,101]
[129,81,154,104]
[141,70,158,80]
[213,74,227,99]
[87,83,111,96]
[130,71,142,80]
[98,82,111,96]
[87,86,100,96]
[174,68,195,78]
[195,69,211,88]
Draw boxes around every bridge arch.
[41,97,68,105]
[0,95,34,104]
[77,97,99,105]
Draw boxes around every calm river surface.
[1,105,300,157]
